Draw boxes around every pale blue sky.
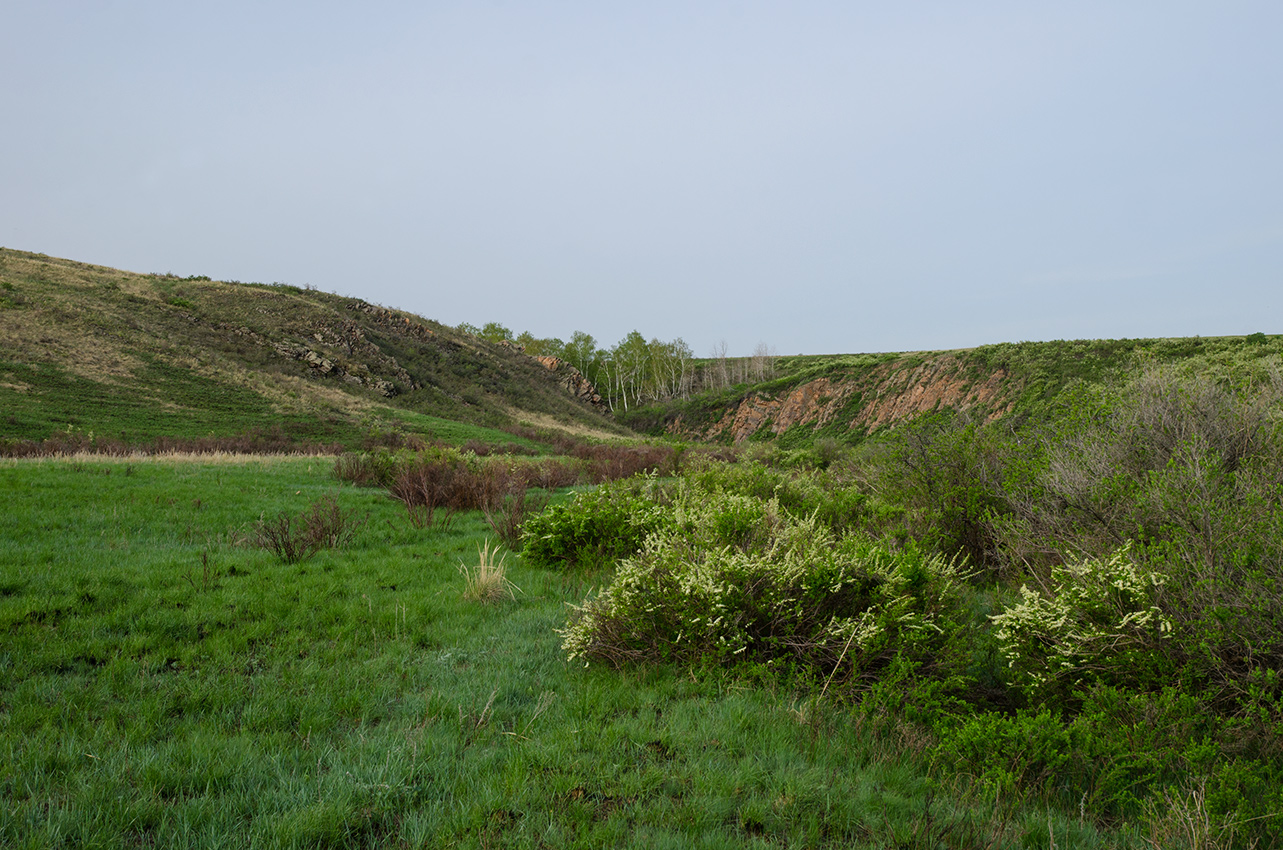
[4,1,1281,356]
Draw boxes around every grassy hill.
[4,247,1278,456]
[623,334,1283,446]
[0,249,628,452]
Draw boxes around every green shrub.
[683,456,880,537]
[990,546,1173,703]
[520,477,673,569]
[934,683,1283,838]
[560,484,972,691]
[996,365,1283,708]
[878,412,1012,571]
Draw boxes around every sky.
[4,1,1282,357]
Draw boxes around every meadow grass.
[0,458,1134,849]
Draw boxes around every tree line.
[456,322,776,412]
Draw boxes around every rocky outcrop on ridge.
[534,356,606,408]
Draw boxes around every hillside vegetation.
[0,249,625,453]
[6,248,1278,457]
[621,335,1282,446]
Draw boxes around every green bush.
[683,456,882,537]
[878,412,1013,571]
[990,546,1173,703]
[560,484,972,691]
[520,477,673,569]
[933,684,1283,839]
[996,365,1283,708]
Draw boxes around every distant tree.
[456,322,482,336]
[750,342,777,382]
[516,331,566,359]
[711,339,730,390]
[600,331,649,412]
[480,322,514,343]
[647,337,694,401]
[563,331,598,376]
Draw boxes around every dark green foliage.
[993,365,1283,710]
[934,685,1283,840]
[521,478,673,570]
[876,411,1012,570]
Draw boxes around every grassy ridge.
[0,249,625,451]
[622,335,1283,444]
[1,458,1128,849]
[6,247,1277,456]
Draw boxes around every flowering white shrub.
[560,482,969,688]
[990,546,1172,699]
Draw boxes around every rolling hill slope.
[4,248,1278,453]
[0,248,626,450]
[623,336,1282,445]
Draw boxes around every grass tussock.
[458,540,518,603]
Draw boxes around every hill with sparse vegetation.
[5,247,1278,457]
[0,248,627,454]
[621,334,1283,445]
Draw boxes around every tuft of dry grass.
[458,540,519,603]
[1143,777,1261,850]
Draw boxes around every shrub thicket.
[525,361,1283,842]
[992,365,1283,712]
[558,482,973,694]
[385,447,480,529]
[989,545,1173,703]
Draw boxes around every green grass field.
[1,458,1142,849]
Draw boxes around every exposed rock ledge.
[533,356,605,408]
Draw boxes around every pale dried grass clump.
[459,540,519,603]
[1142,777,1257,850]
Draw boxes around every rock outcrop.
[533,356,605,408]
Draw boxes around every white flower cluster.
[990,546,1171,694]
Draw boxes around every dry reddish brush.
[1,427,342,458]
[253,494,364,563]
[574,443,675,483]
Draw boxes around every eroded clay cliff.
[675,355,1016,443]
